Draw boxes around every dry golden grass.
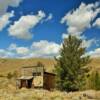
[0,77,100,100]
[88,58,100,70]
[0,58,56,75]
[0,57,100,75]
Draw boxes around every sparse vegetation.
[90,71,100,90]
[0,74,4,77]
[13,71,18,78]
[7,71,18,79]
[0,57,99,100]
[7,72,13,79]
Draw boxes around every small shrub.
[12,71,18,78]
[7,72,13,79]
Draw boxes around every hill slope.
[0,58,100,75]
[0,58,56,75]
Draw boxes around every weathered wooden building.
[17,66,55,90]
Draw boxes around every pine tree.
[55,35,90,91]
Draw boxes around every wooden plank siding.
[17,66,55,90]
[43,72,55,90]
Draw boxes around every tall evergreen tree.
[55,35,90,91]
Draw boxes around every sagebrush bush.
[7,72,13,79]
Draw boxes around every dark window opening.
[33,72,41,76]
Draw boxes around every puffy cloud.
[81,39,96,48]
[30,40,60,57]
[61,2,100,50]
[16,47,29,55]
[86,48,100,58]
[8,43,29,55]
[93,18,100,28]
[0,11,14,31]
[61,2,100,36]
[0,40,99,58]
[0,40,60,58]
[1,40,99,58]
[8,11,46,40]
[0,49,7,58]
[62,33,69,39]
[0,49,15,58]
[41,13,53,24]
[8,43,17,50]
[0,0,22,15]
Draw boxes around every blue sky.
[0,0,100,58]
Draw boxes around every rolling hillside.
[0,58,56,75]
[0,58,100,75]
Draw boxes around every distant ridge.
[0,58,100,75]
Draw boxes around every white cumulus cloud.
[0,40,60,58]
[61,2,100,36]
[82,39,96,48]
[8,43,29,55]
[0,49,15,58]
[8,10,46,40]
[0,0,22,15]
[86,48,100,58]
[16,47,29,55]
[61,2,100,50]
[0,11,14,31]
[31,40,60,57]
[93,18,100,28]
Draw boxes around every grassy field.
[0,77,100,100]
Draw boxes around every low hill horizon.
[0,57,100,75]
